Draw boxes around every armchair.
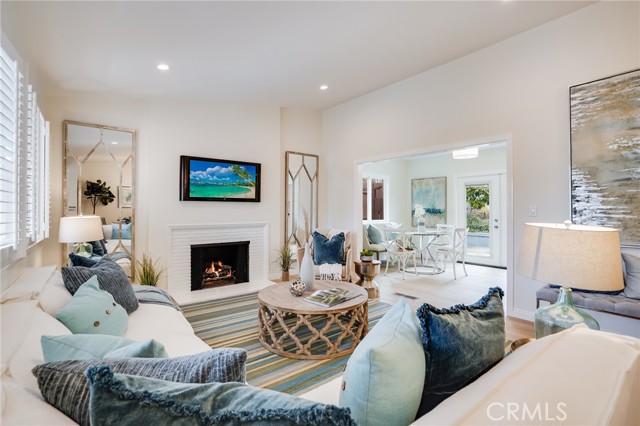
[362,224,387,261]
[297,228,354,282]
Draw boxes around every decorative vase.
[289,279,306,297]
[300,242,315,291]
[417,216,425,232]
[534,287,599,338]
[360,255,373,262]
[281,271,290,282]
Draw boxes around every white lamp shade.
[58,215,103,243]
[517,222,624,292]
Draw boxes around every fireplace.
[190,241,249,291]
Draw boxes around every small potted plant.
[275,244,296,281]
[135,254,165,286]
[360,249,374,262]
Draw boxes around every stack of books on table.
[304,287,360,307]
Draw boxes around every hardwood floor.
[367,262,534,342]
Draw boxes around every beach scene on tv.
[189,159,257,199]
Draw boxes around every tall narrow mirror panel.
[285,151,318,247]
[63,120,136,278]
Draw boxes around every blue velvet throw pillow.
[86,365,357,426]
[312,231,345,265]
[89,240,107,256]
[415,287,505,417]
[69,253,99,267]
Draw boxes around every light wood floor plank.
[374,263,534,341]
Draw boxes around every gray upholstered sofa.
[536,251,640,320]
[536,285,640,319]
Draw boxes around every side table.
[354,260,381,299]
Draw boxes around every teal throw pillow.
[62,256,138,313]
[112,223,131,240]
[56,276,128,336]
[367,225,385,244]
[86,365,357,426]
[339,298,425,426]
[312,231,345,265]
[42,334,168,363]
[32,348,248,426]
[415,287,505,417]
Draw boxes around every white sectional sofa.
[2,266,639,425]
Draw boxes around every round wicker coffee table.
[258,280,368,360]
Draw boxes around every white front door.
[456,172,507,267]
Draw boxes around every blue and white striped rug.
[182,291,391,395]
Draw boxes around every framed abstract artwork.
[570,68,640,247]
[118,186,132,208]
[411,177,446,227]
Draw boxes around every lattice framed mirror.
[63,120,136,279]
[285,151,319,247]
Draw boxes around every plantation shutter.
[0,47,18,250]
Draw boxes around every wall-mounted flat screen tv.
[180,155,261,202]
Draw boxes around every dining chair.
[384,232,417,279]
[435,227,468,279]
[425,224,455,266]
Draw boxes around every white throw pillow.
[38,271,73,316]
[102,224,112,240]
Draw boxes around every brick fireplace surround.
[167,222,273,305]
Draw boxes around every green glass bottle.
[534,287,599,338]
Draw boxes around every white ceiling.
[2,1,594,110]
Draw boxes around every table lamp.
[59,215,103,257]
[517,221,624,338]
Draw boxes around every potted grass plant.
[275,244,296,281]
[135,254,165,286]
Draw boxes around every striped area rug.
[182,292,391,395]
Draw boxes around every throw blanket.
[132,285,181,311]
[319,263,342,281]
[109,252,130,262]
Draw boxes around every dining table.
[394,227,447,275]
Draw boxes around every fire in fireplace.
[202,260,235,286]
[190,241,249,291]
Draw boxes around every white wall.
[322,1,640,330]
[280,108,323,255]
[39,95,323,287]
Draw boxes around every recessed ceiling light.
[320,85,328,91]
[452,147,479,160]
[111,141,118,145]
[157,63,170,71]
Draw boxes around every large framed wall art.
[570,69,640,247]
[411,177,446,227]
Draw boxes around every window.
[0,43,49,263]
[362,176,387,222]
